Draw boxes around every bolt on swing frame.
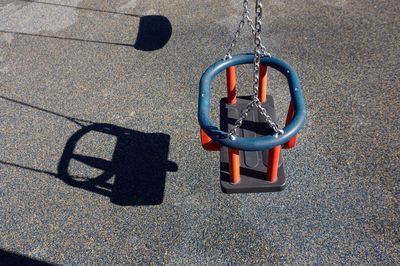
[198,54,306,191]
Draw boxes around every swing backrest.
[198,53,306,151]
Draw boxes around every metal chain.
[224,0,250,60]
[224,1,270,60]
[227,0,283,140]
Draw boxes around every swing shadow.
[0,96,178,206]
[0,249,54,266]
[58,123,178,206]
[1,1,172,51]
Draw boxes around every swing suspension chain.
[227,0,283,140]
[224,0,268,60]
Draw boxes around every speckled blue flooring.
[0,0,399,264]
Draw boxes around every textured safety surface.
[0,0,399,264]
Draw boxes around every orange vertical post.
[258,64,268,103]
[267,146,281,182]
[226,66,237,104]
[259,64,277,181]
[283,101,297,149]
[226,66,240,184]
[229,149,240,184]
[200,66,239,152]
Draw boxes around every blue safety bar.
[198,53,306,151]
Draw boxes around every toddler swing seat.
[198,54,306,193]
[198,0,306,193]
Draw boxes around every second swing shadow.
[134,15,172,51]
[2,1,172,51]
[57,123,178,206]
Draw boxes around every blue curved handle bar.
[198,53,306,151]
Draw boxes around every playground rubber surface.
[0,0,399,264]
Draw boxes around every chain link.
[224,1,269,60]
[226,0,283,140]
[224,0,250,60]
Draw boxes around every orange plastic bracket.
[200,129,221,151]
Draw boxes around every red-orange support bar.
[226,66,240,184]
[259,64,279,181]
[283,101,297,149]
[226,66,237,104]
[200,66,239,152]
[200,129,221,151]
[267,146,281,182]
[229,148,240,184]
[258,64,268,103]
